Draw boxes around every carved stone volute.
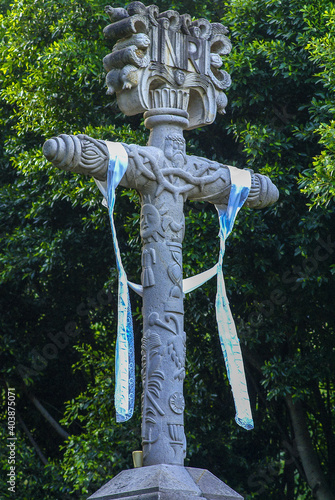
[103,2,232,129]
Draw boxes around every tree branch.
[28,393,70,441]
[286,396,335,500]
[17,411,48,466]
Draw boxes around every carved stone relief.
[103,1,232,127]
[140,198,166,243]
[169,392,185,414]
[164,134,187,169]
[148,311,179,335]
[142,301,186,465]
[168,329,186,381]
[141,248,156,287]
[167,242,183,299]
[168,423,185,459]
[141,329,165,425]
[124,143,232,202]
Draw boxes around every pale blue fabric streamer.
[103,141,135,423]
[215,166,254,430]
[96,152,253,429]
[182,264,218,294]
[127,265,219,297]
[127,280,144,296]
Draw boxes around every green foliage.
[299,6,335,207]
[0,0,144,497]
[219,1,335,495]
[58,326,142,496]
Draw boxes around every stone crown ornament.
[103,1,232,128]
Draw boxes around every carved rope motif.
[124,143,230,199]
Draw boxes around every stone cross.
[43,2,278,494]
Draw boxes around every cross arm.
[43,134,279,208]
[185,156,279,209]
[42,133,158,191]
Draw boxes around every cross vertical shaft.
[140,94,189,466]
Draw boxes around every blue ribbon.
[104,141,135,423]
[215,167,254,430]
[97,150,253,429]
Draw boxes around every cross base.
[87,464,243,500]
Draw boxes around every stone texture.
[88,465,243,500]
[102,2,232,128]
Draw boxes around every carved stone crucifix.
[43,0,278,481]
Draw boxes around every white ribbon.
[215,166,254,430]
[96,141,135,423]
[97,153,253,429]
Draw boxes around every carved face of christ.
[140,204,162,241]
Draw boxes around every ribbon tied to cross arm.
[215,167,254,430]
[96,141,253,429]
[95,141,134,423]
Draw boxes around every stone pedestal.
[87,464,243,500]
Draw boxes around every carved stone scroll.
[103,2,233,128]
